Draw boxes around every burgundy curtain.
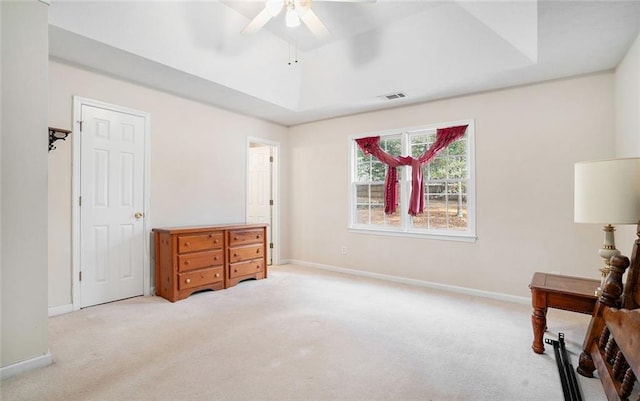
[355,124,468,216]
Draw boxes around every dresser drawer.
[178,249,223,272]
[178,267,223,290]
[228,229,264,246]
[229,259,264,279]
[178,232,223,253]
[228,244,263,263]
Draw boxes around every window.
[350,120,475,241]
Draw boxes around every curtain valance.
[355,124,468,216]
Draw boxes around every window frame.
[348,119,476,242]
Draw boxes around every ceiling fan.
[242,0,367,40]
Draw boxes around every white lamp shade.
[574,158,640,224]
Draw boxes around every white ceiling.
[48,0,640,126]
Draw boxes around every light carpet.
[1,264,607,401]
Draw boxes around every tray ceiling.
[49,1,640,126]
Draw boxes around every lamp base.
[595,224,620,297]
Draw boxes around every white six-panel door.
[247,144,273,265]
[79,104,146,308]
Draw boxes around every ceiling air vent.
[380,92,407,101]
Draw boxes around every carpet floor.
[1,264,611,400]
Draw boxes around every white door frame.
[246,137,280,266]
[71,96,152,310]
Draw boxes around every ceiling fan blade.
[300,9,330,40]
[242,8,273,35]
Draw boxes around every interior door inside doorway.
[247,142,274,265]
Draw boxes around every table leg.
[531,289,547,354]
[531,307,547,353]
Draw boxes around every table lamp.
[574,157,640,296]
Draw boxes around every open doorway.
[247,138,279,265]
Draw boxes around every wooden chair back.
[577,225,640,400]
[598,307,640,400]
[622,225,640,309]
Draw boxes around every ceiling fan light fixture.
[265,0,284,17]
[294,0,310,17]
[286,8,300,28]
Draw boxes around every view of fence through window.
[356,135,402,227]
[354,126,470,234]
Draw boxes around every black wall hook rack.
[48,127,72,152]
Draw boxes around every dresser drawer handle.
[234,269,238,273]
[185,278,191,284]
[185,242,190,247]
[214,256,219,261]
[233,253,238,257]
[208,234,213,238]
[256,249,260,253]
[184,260,190,265]
[256,235,261,239]
[256,265,260,270]
[215,273,220,278]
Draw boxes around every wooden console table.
[529,272,600,354]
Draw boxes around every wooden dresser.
[153,224,267,302]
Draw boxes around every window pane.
[447,194,467,230]
[370,205,385,225]
[356,184,370,203]
[370,184,384,204]
[413,181,469,231]
[409,131,436,157]
[410,135,429,157]
[447,156,467,179]
[447,138,467,156]
[356,204,370,225]
[427,193,447,229]
[426,157,447,180]
[411,212,428,229]
[357,157,387,182]
[356,161,370,182]
[355,184,386,204]
[370,161,386,182]
[371,205,401,227]
[447,181,466,196]
[426,181,446,196]
[380,136,402,156]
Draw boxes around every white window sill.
[348,226,477,243]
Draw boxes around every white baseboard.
[48,303,73,317]
[0,352,52,380]
[287,260,530,305]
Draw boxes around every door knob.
[134,212,144,219]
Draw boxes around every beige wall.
[46,28,638,308]
[1,1,50,368]
[289,73,615,298]
[615,32,640,158]
[614,31,640,256]
[48,60,289,309]
[47,138,72,308]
